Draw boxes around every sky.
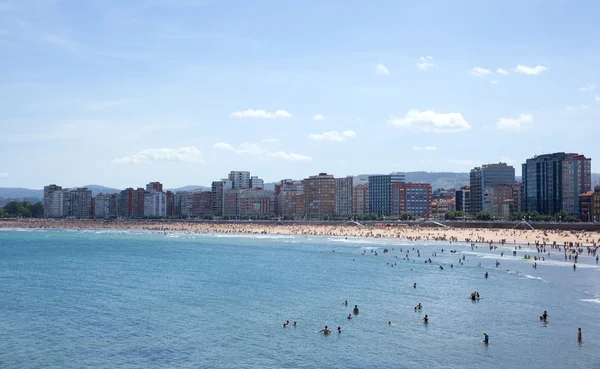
[1,0,599,189]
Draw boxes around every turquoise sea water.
[1,229,600,369]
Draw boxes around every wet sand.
[1,219,599,248]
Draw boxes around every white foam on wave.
[522,274,546,282]
[581,298,600,304]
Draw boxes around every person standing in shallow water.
[353,305,359,315]
[578,328,582,343]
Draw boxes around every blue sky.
[1,0,599,189]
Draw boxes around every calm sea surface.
[1,229,600,368]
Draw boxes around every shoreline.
[1,219,599,248]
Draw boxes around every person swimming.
[347,314,353,320]
[353,305,359,314]
[423,315,429,323]
[344,300,348,306]
[388,321,392,325]
[414,283,417,289]
[415,303,422,311]
[337,326,341,334]
[317,326,331,335]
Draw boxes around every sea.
[1,229,600,369]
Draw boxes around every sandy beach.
[1,219,599,248]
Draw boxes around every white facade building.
[143,191,166,217]
[228,171,251,189]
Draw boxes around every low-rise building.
[430,198,456,219]
[579,184,600,222]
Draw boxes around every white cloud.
[111,146,205,164]
[447,159,475,165]
[496,113,533,130]
[496,68,510,76]
[390,109,471,133]
[235,142,266,155]
[308,130,356,142]
[213,142,266,154]
[579,84,596,92]
[376,63,390,75]
[230,109,291,119]
[490,80,500,84]
[268,151,312,162]
[412,146,439,151]
[420,159,436,164]
[261,138,280,143]
[417,56,435,71]
[515,65,549,75]
[469,67,491,77]
[312,114,325,121]
[567,104,591,110]
[0,172,7,178]
[213,142,235,151]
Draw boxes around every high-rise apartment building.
[211,179,232,217]
[470,163,515,214]
[95,193,117,218]
[455,187,471,215]
[43,184,63,217]
[392,183,432,217]
[250,176,264,189]
[223,190,239,218]
[146,182,163,192]
[335,177,353,216]
[238,189,275,217]
[522,153,591,215]
[561,155,592,215]
[304,173,336,218]
[274,179,305,218]
[118,188,145,218]
[143,191,167,217]
[483,184,514,217]
[368,172,405,216]
[352,183,369,215]
[228,171,251,190]
[63,188,93,218]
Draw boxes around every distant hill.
[167,185,210,192]
[80,185,121,196]
[0,188,43,199]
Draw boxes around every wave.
[522,274,547,282]
[581,298,600,304]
